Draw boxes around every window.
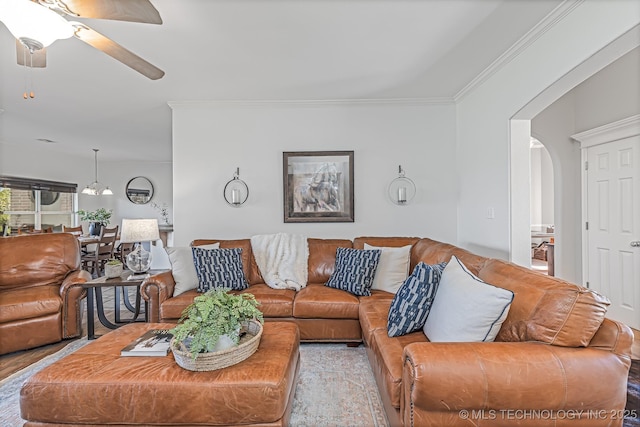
[0,176,77,235]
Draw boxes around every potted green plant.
[170,289,263,361]
[104,258,123,278]
[0,188,10,236]
[77,208,112,236]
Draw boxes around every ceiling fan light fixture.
[0,0,73,49]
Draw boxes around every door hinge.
[585,161,588,171]
[585,222,589,230]
[586,281,590,288]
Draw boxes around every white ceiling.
[0,0,563,163]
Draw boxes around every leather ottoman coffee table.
[20,322,300,427]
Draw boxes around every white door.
[586,135,640,330]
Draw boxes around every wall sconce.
[223,167,249,207]
[388,165,416,205]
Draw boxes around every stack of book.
[120,329,173,357]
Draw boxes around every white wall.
[530,145,554,227]
[540,148,554,225]
[456,0,640,262]
[530,147,542,226]
[0,141,172,232]
[170,101,458,246]
[574,46,640,132]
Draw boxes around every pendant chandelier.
[82,149,113,196]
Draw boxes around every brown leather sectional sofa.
[0,233,92,355]
[141,236,634,427]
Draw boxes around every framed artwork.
[283,151,354,223]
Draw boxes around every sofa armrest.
[402,342,632,427]
[140,271,176,322]
[59,269,92,338]
[588,317,633,357]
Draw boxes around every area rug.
[0,341,389,427]
[0,338,90,426]
[627,360,640,427]
[291,344,388,426]
[1,338,637,427]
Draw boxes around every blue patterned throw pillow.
[192,247,248,292]
[325,247,381,296]
[387,261,447,337]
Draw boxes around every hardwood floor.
[0,340,71,380]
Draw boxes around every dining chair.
[63,225,83,236]
[115,242,135,264]
[64,225,89,255]
[81,225,119,276]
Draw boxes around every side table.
[83,270,166,339]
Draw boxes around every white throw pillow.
[423,255,514,342]
[364,244,412,294]
[166,243,220,296]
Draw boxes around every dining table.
[77,235,100,245]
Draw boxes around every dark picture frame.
[283,151,354,223]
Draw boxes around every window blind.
[0,176,77,193]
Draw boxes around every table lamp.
[120,218,160,273]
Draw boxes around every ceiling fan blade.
[16,40,47,67]
[40,0,162,24]
[72,23,164,80]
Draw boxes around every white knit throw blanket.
[250,233,309,291]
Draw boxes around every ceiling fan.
[0,0,164,80]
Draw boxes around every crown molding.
[571,114,640,148]
[454,0,584,102]
[168,97,454,109]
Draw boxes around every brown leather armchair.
[0,233,92,355]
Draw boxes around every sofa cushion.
[307,239,353,283]
[0,233,80,291]
[166,244,220,296]
[160,289,199,320]
[192,247,248,291]
[325,247,381,296]
[423,256,514,342]
[410,238,488,275]
[364,244,412,294]
[368,327,428,409]
[293,284,360,319]
[387,262,447,337]
[239,284,295,317]
[0,285,61,323]
[479,259,610,346]
[359,298,392,345]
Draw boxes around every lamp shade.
[0,0,74,48]
[120,219,159,243]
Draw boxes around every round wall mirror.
[125,176,154,204]
[31,190,60,205]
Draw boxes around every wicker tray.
[171,320,263,371]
